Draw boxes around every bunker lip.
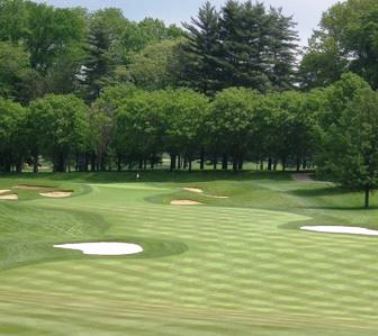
[14,184,56,191]
[301,226,378,236]
[54,242,143,256]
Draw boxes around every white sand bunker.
[54,242,143,256]
[40,191,72,198]
[0,190,11,194]
[0,194,18,200]
[184,187,203,193]
[301,226,378,236]
[171,200,202,206]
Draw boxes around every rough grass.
[0,171,377,335]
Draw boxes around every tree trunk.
[296,157,301,173]
[268,157,272,171]
[365,186,370,209]
[222,154,228,170]
[188,158,193,173]
[303,159,307,170]
[33,156,39,174]
[213,154,218,170]
[233,158,238,172]
[260,160,264,171]
[55,152,67,173]
[238,158,243,171]
[170,154,176,171]
[16,160,23,173]
[90,153,96,172]
[282,158,286,172]
[200,148,205,170]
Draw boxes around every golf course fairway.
[0,172,377,335]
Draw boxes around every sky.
[32,0,343,46]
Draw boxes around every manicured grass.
[0,171,377,335]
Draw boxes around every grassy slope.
[0,172,377,335]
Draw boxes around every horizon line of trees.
[0,73,372,173]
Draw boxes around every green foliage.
[126,39,182,90]
[24,3,86,73]
[0,41,31,101]
[180,1,221,95]
[301,0,378,89]
[81,8,128,101]
[181,0,298,94]
[28,95,89,172]
[114,90,167,167]
[89,84,138,169]
[0,98,26,172]
[209,88,259,168]
[317,74,378,207]
[164,90,209,169]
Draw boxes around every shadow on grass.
[290,186,378,210]
[290,186,347,197]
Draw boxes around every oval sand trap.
[171,200,202,206]
[0,194,18,201]
[301,226,378,236]
[40,191,72,198]
[54,242,143,256]
[184,188,203,193]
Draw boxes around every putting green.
[0,173,377,335]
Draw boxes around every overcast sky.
[32,0,343,46]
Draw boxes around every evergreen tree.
[268,8,298,90]
[181,1,221,95]
[81,9,127,102]
[181,0,299,94]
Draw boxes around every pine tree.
[81,9,126,102]
[181,1,221,95]
[267,8,298,90]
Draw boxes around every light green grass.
[0,172,377,335]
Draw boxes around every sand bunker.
[0,194,18,201]
[40,191,72,198]
[184,187,203,193]
[301,226,378,236]
[171,200,202,206]
[54,242,143,256]
[0,190,11,194]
